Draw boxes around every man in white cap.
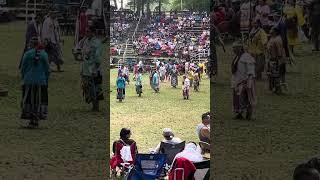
[151,128,182,153]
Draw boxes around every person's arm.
[200,127,210,140]
[20,53,28,79]
[43,52,50,81]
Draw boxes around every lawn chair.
[199,141,210,154]
[110,141,137,177]
[168,157,196,180]
[159,141,186,166]
[125,153,167,180]
[193,160,210,180]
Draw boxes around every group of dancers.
[115,60,206,101]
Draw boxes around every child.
[182,75,190,100]
[193,71,200,91]
[116,74,126,102]
[135,70,143,97]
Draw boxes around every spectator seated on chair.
[110,128,138,173]
[196,112,211,144]
[174,142,204,163]
[151,128,182,153]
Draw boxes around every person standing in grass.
[196,112,211,144]
[231,42,257,120]
[267,27,287,93]
[116,73,126,102]
[135,69,143,97]
[182,75,190,100]
[152,70,160,93]
[42,11,64,72]
[248,19,268,80]
[170,65,178,88]
[80,26,103,111]
[20,37,50,128]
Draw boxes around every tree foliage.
[170,0,211,12]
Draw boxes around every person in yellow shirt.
[283,0,305,53]
[188,69,194,87]
[248,19,268,79]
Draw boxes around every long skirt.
[171,76,178,87]
[152,83,159,92]
[136,85,142,95]
[117,88,125,99]
[232,83,256,114]
[21,84,48,120]
[183,87,189,98]
[81,75,103,104]
[45,42,63,66]
[255,54,266,79]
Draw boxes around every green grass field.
[0,22,107,179]
[110,70,210,153]
[213,43,320,179]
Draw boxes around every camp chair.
[193,160,210,180]
[125,154,167,180]
[159,141,186,166]
[168,157,196,180]
[199,141,210,154]
[110,141,137,177]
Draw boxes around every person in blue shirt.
[152,71,160,93]
[20,37,50,128]
[116,73,126,102]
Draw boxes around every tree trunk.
[159,0,161,15]
[141,0,145,16]
[113,0,117,9]
[146,0,151,18]
[136,0,141,15]
[133,0,136,12]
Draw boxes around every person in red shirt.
[79,7,88,40]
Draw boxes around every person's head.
[34,15,41,24]
[80,6,87,12]
[202,112,210,125]
[274,13,282,21]
[253,19,262,29]
[162,128,174,140]
[259,0,266,5]
[120,128,132,141]
[294,164,320,180]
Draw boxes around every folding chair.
[110,141,137,177]
[159,141,186,166]
[126,154,167,180]
[193,160,210,180]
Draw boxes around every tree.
[171,0,211,12]
[113,0,117,9]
